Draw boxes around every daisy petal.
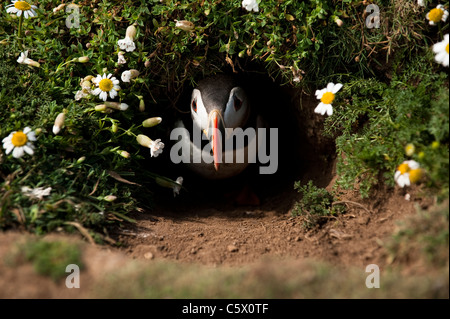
[24,145,34,155]
[332,83,343,94]
[13,147,24,158]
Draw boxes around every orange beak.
[209,110,222,171]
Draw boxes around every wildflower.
[405,143,415,156]
[92,73,120,101]
[417,0,425,7]
[175,20,195,31]
[117,52,126,65]
[2,127,36,158]
[74,80,92,101]
[6,1,38,19]
[104,101,129,111]
[117,150,130,158]
[334,17,344,27]
[242,0,259,12]
[76,56,89,63]
[21,186,52,200]
[173,176,183,197]
[155,176,183,197]
[52,3,66,13]
[17,51,40,68]
[314,82,343,116]
[426,4,449,25]
[142,117,162,128]
[136,134,164,158]
[118,25,137,52]
[432,34,449,67]
[121,69,140,83]
[103,195,117,202]
[394,160,423,188]
[52,112,66,135]
[418,151,425,159]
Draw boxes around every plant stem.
[18,14,24,48]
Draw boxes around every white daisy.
[17,51,40,68]
[394,160,422,188]
[136,134,165,158]
[2,127,36,158]
[242,0,259,12]
[173,177,183,197]
[92,73,120,101]
[433,34,449,67]
[314,82,343,116]
[118,25,137,52]
[426,4,449,25]
[6,0,38,19]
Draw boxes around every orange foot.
[234,184,260,206]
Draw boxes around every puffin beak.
[208,109,223,171]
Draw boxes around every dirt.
[0,91,444,298]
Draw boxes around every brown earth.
[0,93,446,298]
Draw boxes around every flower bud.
[53,112,66,135]
[53,3,66,13]
[334,17,344,27]
[77,56,90,63]
[103,195,117,202]
[95,104,107,112]
[125,25,137,39]
[144,60,151,68]
[139,99,145,112]
[136,134,152,148]
[175,20,195,31]
[117,150,131,158]
[405,143,415,156]
[105,101,129,111]
[77,156,86,164]
[142,117,162,128]
[83,75,94,82]
[431,141,440,149]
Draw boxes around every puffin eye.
[192,99,197,113]
[234,96,242,111]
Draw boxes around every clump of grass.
[7,239,84,281]
[386,201,449,268]
[292,180,344,229]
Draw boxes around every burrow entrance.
[144,68,337,215]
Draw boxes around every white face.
[191,87,249,130]
[191,88,209,130]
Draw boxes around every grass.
[0,0,448,246]
[6,238,83,281]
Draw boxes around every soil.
[0,87,444,298]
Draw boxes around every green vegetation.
[292,180,344,229]
[386,201,449,267]
[0,0,448,239]
[7,239,83,281]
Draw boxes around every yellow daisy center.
[446,43,449,54]
[99,78,113,92]
[428,8,444,23]
[409,169,423,184]
[321,92,335,105]
[397,163,410,175]
[11,131,28,147]
[14,1,31,11]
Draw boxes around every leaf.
[108,171,141,186]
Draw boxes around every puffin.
[173,74,265,180]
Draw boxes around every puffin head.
[190,75,250,171]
